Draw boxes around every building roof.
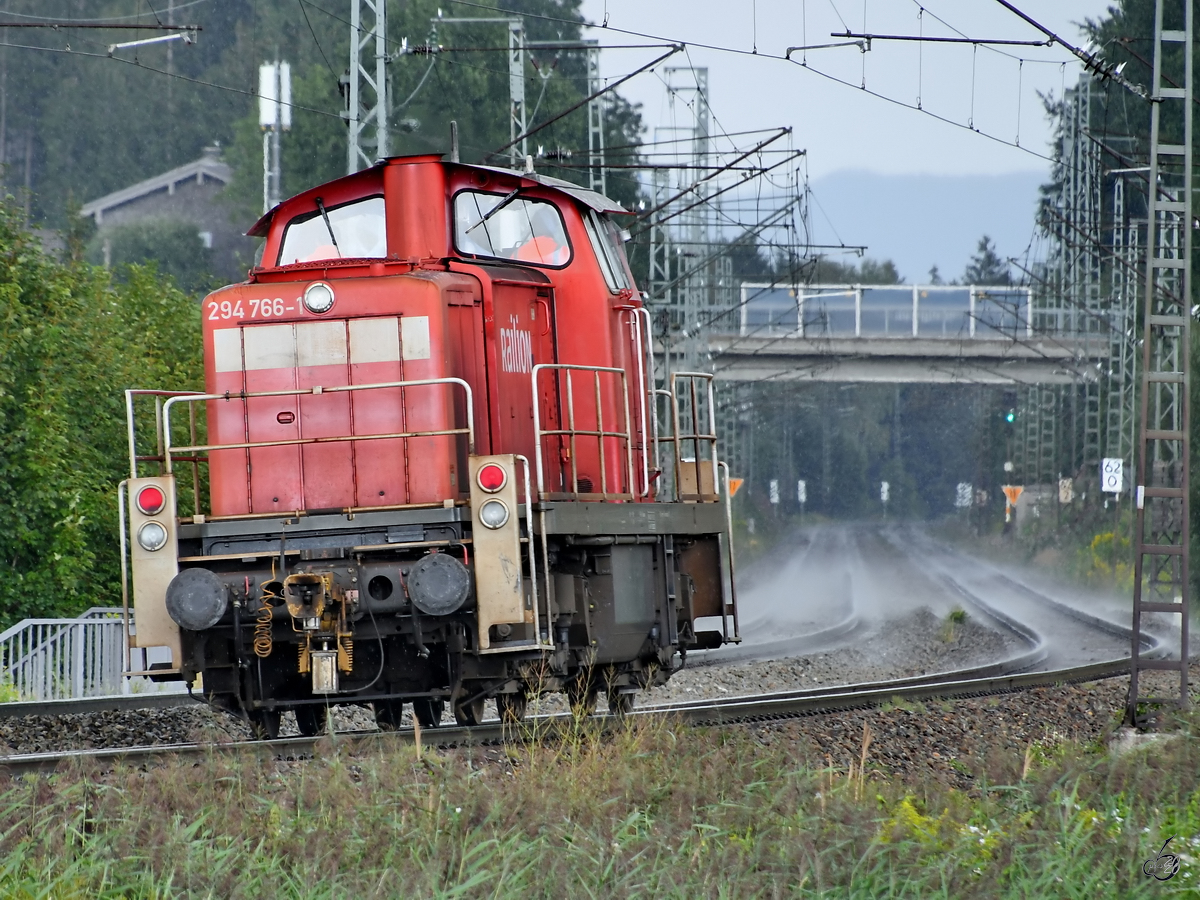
[79,146,231,225]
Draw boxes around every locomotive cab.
[120,155,738,736]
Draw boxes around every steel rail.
[0,529,1152,720]
[901,529,1161,653]
[0,657,1135,777]
[0,528,1159,772]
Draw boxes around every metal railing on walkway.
[0,608,180,702]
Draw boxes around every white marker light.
[137,521,168,552]
[303,282,335,314]
[479,499,510,529]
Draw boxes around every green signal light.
[1005,410,1015,423]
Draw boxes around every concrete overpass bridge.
[699,284,1106,385]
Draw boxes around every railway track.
[891,528,1160,664]
[709,527,862,664]
[0,527,1155,776]
[0,657,1132,777]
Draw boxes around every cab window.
[584,209,632,292]
[453,191,572,267]
[278,196,386,265]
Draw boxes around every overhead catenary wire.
[296,0,339,83]
[632,150,807,238]
[487,46,682,160]
[438,0,1109,180]
[0,22,200,30]
[0,37,345,120]
[634,129,792,224]
[0,0,211,23]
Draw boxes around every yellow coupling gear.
[253,582,281,658]
[253,602,274,658]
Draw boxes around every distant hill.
[806,170,1047,283]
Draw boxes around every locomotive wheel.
[372,700,405,732]
[454,696,487,726]
[607,689,635,717]
[412,698,445,728]
[566,679,598,717]
[496,691,527,724]
[247,708,281,740]
[295,704,329,737]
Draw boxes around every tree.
[962,236,1010,285]
[3,0,648,232]
[85,219,219,295]
[0,202,203,626]
[811,256,902,285]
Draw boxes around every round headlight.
[478,499,510,529]
[477,463,507,493]
[136,484,166,516]
[137,521,169,552]
[303,282,335,314]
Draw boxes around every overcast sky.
[578,0,1115,178]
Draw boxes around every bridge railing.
[0,610,127,700]
[737,283,1034,340]
[0,608,182,701]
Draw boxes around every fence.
[738,283,1034,340]
[0,608,174,701]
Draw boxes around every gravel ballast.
[654,605,1017,704]
[0,604,1133,768]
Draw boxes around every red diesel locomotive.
[121,154,738,736]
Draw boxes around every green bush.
[0,203,203,626]
[85,218,219,295]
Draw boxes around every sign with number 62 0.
[1101,458,1124,494]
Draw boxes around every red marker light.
[136,485,166,515]
[477,464,507,493]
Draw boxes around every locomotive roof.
[247,155,628,238]
[467,164,628,215]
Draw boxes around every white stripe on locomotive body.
[212,328,243,373]
[400,316,431,361]
[296,320,347,367]
[242,323,297,370]
[349,317,400,364]
[213,316,429,374]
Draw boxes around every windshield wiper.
[314,197,341,254]
[466,187,523,234]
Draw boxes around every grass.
[938,606,968,643]
[1,705,1200,897]
[935,504,1138,597]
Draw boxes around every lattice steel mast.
[345,0,388,174]
[1106,175,1139,469]
[586,42,606,196]
[1128,0,1192,722]
[507,20,527,166]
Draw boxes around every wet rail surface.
[697,524,1149,672]
[0,658,1134,777]
[0,525,1155,775]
